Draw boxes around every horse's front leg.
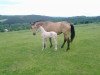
[49,38,53,48]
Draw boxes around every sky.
[0,0,100,17]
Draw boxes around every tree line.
[0,15,100,32]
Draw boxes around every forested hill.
[0,15,66,24]
[0,15,100,24]
[0,15,100,32]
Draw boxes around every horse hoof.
[66,48,70,51]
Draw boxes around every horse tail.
[70,23,75,42]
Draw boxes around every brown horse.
[31,21,75,51]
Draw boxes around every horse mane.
[31,20,46,26]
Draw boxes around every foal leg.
[53,37,57,50]
[42,38,46,50]
[49,38,53,48]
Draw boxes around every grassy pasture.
[0,23,100,75]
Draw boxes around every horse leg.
[61,35,67,48]
[66,38,70,51]
[61,34,70,51]
[49,38,53,48]
[61,39,67,48]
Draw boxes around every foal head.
[31,21,44,35]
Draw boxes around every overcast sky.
[0,0,100,17]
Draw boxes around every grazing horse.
[31,21,75,51]
[39,26,57,50]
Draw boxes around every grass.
[0,23,100,75]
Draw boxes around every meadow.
[0,23,100,75]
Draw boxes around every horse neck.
[40,26,46,33]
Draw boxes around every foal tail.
[70,23,75,42]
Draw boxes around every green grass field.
[0,23,100,75]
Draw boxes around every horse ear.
[36,24,39,27]
[30,22,32,25]
[37,22,43,27]
[39,23,43,26]
[30,22,34,25]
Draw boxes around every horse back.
[43,22,63,35]
[61,22,71,32]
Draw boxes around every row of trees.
[0,23,30,32]
[0,15,100,32]
[66,16,100,25]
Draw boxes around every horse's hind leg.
[66,38,70,51]
[61,38,67,48]
[61,35,67,48]
[61,34,70,51]
[49,38,53,48]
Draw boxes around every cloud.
[0,0,19,5]
[0,0,100,16]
